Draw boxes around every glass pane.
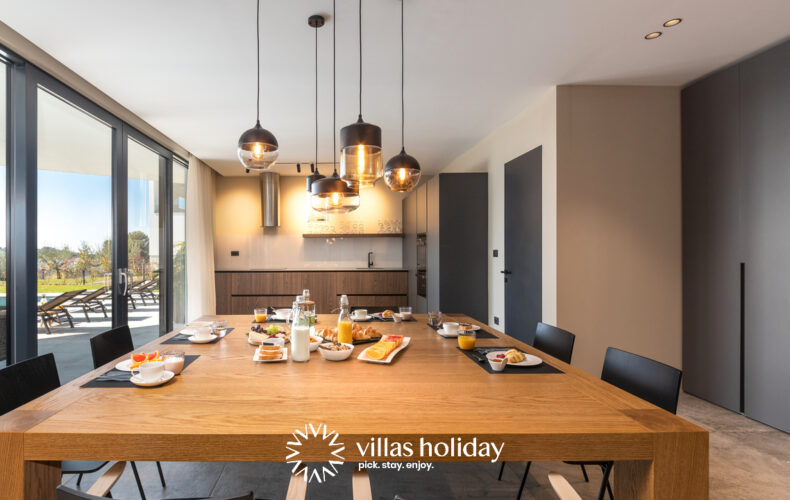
[173,160,187,327]
[127,138,161,341]
[0,64,7,368]
[36,88,112,382]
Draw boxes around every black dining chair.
[0,353,146,498]
[497,322,577,492]
[89,325,167,494]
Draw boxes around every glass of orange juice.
[457,331,476,350]
[254,308,267,323]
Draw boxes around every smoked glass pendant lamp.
[339,0,383,189]
[311,0,361,214]
[237,0,279,171]
[384,0,421,192]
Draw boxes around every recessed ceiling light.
[663,18,682,27]
[645,31,662,40]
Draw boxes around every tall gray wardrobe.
[683,38,790,433]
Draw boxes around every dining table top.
[1,314,705,463]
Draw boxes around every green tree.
[97,239,112,275]
[38,246,73,280]
[128,231,150,279]
[74,242,95,285]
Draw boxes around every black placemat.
[81,355,200,388]
[370,315,417,322]
[162,328,234,344]
[458,347,563,374]
[254,318,288,323]
[427,323,498,339]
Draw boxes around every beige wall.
[556,85,682,374]
[442,87,558,329]
[214,175,405,270]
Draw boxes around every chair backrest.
[90,326,135,369]
[79,287,107,302]
[57,487,253,500]
[0,353,60,416]
[533,322,576,364]
[601,347,682,414]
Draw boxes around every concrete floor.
[58,392,790,499]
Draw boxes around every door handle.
[500,270,512,275]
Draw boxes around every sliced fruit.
[380,335,403,347]
[131,353,146,363]
[146,351,160,361]
[365,346,388,360]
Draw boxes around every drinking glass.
[254,308,267,323]
[163,351,185,375]
[457,331,476,350]
[427,310,442,327]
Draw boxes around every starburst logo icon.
[286,423,346,483]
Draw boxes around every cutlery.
[95,376,131,382]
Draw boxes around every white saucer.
[189,334,217,344]
[130,370,175,387]
[115,359,134,371]
[486,351,543,367]
[436,328,458,338]
[352,315,372,322]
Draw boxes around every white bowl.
[318,343,354,361]
[309,335,323,352]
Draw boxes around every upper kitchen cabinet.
[404,174,488,322]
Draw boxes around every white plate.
[247,334,289,345]
[357,337,411,364]
[130,370,175,387]
[436,328,458,338]
[189,334,217,344]
[458,324,482,332]
[352,315,373,322]
[253,347,288,363]
[115,359,134,371]
[486,351,543,367]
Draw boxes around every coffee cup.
[132,360,165,382]
[443,322,459,335]
[191,326,212,340]
[353,309,368,320]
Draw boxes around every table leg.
[614,431,709,499]
[0,433,60,500]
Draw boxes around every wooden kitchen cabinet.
[216,270,408,314]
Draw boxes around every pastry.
[505,349,526,363]
[381,309,395,318]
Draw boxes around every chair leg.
[100,302,108,317]
[497,462,506,480]
[76,473,83,486]
[516,461,532,500]
[65,311,74,328]
[83,305,91,322]
[129,461,146,500]
[580,464,589,482]
[596,462,613,500]
[156,461,166,487]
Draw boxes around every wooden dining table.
[0,314,708,499]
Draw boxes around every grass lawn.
[0,281,106,294]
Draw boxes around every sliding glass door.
[36,88,114,381]
[0,62,7,368]
[173,159,187,327]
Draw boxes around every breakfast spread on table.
[247,324,290,344]
[318,322,382,342]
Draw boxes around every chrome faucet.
[368,251,374,269]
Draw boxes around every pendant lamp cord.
[401,0,405,149]
[358,0,363,117]
[333,0,338,175]
[256,0,261,122]
[315,20,319,173]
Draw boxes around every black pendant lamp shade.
[339,0,383,188]
[385,147,421,192]
[237,0,279,171]
[311,0,360,214]
[384,0,421,192]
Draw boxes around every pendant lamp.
[339,0,382,188]
[237,0,279,171]
[306,15,327,223]
[311,0,360,214]
[385,0,421,192]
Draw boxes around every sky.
[0,167,154,250]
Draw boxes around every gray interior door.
[741,41,790,433]
[504,147,542,344]
[681,65,743,412]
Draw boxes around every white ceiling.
[2,0,790,176]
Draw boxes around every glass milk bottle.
[291,302,311,362]
[337,295,353,344]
